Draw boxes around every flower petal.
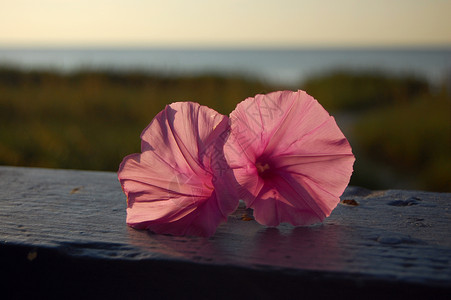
[225,90,355,226]
[118,102,238,236]
[120,152,205,223]
[131,192,225,237]
[140,102,229,176]
[251,181,322,227]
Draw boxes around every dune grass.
[1,66,449,192]
[0,67,275,171]
[352,90,451,191]
[301,70,431,112]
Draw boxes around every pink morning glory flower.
[224,90,355,227]
[118,102,238,237]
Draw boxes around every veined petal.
[118,102,238,237]
[119,151,210,225]
[263,91,333,157]
[131,192,225,237]
[140,102,229,176]
[225,90,355,227]
[251,182,322,227]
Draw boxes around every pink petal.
[250,180,322,226]
[146,192,225,237]
[225,90,355,226]
[118,102,238,237]
[140,102,229,175]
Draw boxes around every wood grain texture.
[0,166,450,299]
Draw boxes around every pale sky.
[1,0,450,47]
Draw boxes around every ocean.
[0,47,450,86]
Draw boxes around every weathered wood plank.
[0,166,450,299]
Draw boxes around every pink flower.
[224,90,355,226]
[118,102,238,237]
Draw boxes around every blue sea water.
[0,47,450,86]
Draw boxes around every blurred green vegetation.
[0,66,273,171]
[0,66,449,192]
[303,70,450,192]
[302,70,431,111]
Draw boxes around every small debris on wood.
[70,186,83,194]
[340,199,359,206]
[241,214,254,221]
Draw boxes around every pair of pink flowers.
[118,90,355,237]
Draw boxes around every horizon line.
[1,43,451,51]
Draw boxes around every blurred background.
[0,0,450,192]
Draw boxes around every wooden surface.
[0,166,450,299]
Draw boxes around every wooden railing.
[1,166,450,299]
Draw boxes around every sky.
[1,0,450,48]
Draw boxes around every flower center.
[255,160,274,179]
